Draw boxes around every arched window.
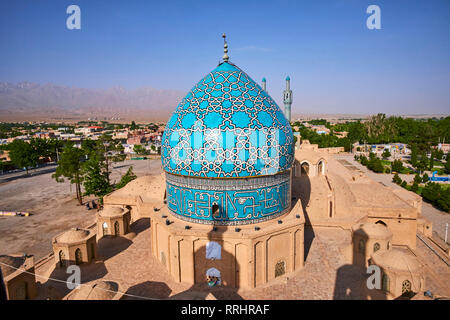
[160,251,166,267]
[318,160,325,175]
[59,250,65,268]
[114,221,120,236]
[102,222,108,236]
[206,241,222,260]
[75,248,82,265]
[358,240,365,254]
[373,242,380,253]
[212,203,219,218]
[275,260,286,278]
[206,268,221,286]
[382,274,390,292]
[375,220,387,226]
[90,243,95,260]
[329,201,333,218]
[301,162,310,176]
[402,280,412,295]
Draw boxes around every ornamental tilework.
[161,62,294,178]
[165,172,291,225]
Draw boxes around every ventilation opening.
[375,220,387,226]
[329,201,333,218]
[206,268,221,287]
[212,203,219,217]
[275,260,286,278]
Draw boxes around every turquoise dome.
[161,62,294,178]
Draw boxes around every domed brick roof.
[371,249,422,272]
[99,206,125,218]
[66,280,119,300]
[353,223,393,239]
[56,228,91,244]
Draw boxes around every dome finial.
[222,33,229,63]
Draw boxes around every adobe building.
[52,228,97,267]
[352,222,393,267]
[371,248,425,299]
[97,206,131,238]
[0,254,37,300]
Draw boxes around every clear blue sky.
[1,0,449,115]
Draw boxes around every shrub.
[410,182,419,193]
[368,157,384,173]
[360,155,368,166]
[413,173,422,185]
[392,173,402,184]
[422,173,429,183]
[400,181,407,188]
[391,159,404,173]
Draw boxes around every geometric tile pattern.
[161,62,294,178]
[165,172,291,225]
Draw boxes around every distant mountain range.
[0,82,185,122]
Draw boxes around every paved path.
[334,154,449,244]
[0,164,57,184]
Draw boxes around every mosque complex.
[1,35,449,300]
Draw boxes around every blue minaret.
[283,76,292,122]
[262,77,267,92]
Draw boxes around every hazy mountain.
[0,82,185,121]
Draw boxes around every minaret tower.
[283,76,292,122]
[262,77,267,92]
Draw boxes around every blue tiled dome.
[161,62,294,178]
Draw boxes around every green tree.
[53,144,86,205]
[8,139,39,174]
[82,135,126,185]
[130,121,138,130]
[392,159,404,173]
[410,145,418,167]
[429,151,434,171]
[82,155,112,200]
[413,173,422,185]
[115,166,137,189]
[410,182,419,193]
[133,144,147,155]
[422,173,429,183]
[382,149,391,159]
[360,155,369,166]
[367,155,384,173]
[392,173,402,184]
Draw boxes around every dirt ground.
[0,159,163,259]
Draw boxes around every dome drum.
[165,171,291,225]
